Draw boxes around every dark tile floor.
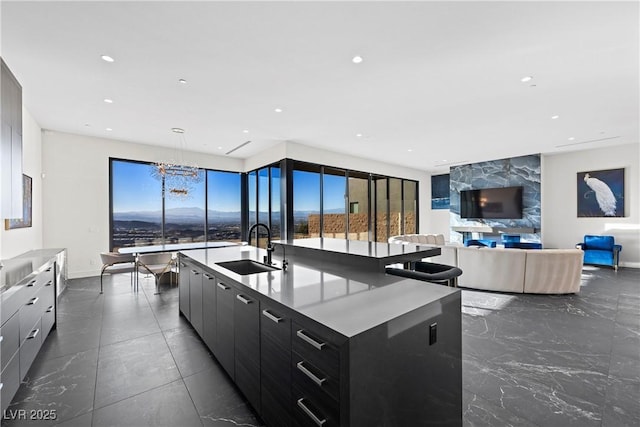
[2,266,639,426]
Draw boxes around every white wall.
[41,130,243,278]
[0,106,43,258]
[542,143,639,267]
[244,141,432,233]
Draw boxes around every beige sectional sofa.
[388,235,584,294]
[455,247,583,294]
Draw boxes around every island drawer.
[292,323,340,380]
[20,318,42,380]
[292,382,339,427]
[1,352,20,413]
[261,303,291,350]
[292,354,340,402]
[1,312,20,371]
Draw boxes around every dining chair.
[136,252,175,294]
[100,252,137,293]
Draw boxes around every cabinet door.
[178,259,191,320]
[189,268,204,337]
[202,272,217,352]
[260,302,292,427]
[234,290,261,413]
[216,280,235,379]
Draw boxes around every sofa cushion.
[583,249,614,265]
[457,247,526,293]
[584,235,614,251]
[523,249,583,294]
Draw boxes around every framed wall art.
[5,174,33,229]
[577,168,624,217]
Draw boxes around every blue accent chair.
[576,235,622,271]
[504,242,542,250]
[464,239,496,248]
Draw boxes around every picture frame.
[577,168,624,217]
[4,174,33,229]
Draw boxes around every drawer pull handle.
[27,297,39,305]
[203,273,213,280]
[0,335,3,343]
[236,294,252,304]
[191,270,200,275]
[0,383,3,391]
[297,361,326,387]
[217,283,230,291]
[46,267,52,272]
[46,305,54,313]
[28,329,40,340]
[296,329,326,350]
[27,280,36,287]
[45,280,53,286]
[297,398,326,426]
[262,309,283,323]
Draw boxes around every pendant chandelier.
[151,127,203,198]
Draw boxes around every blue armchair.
[464,239,496,248]
[576,235,622,271]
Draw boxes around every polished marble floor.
[2,266,639,426]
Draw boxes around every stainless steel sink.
[216,259,280,275]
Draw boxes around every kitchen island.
[178,243,461,426]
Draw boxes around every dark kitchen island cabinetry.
[179,243,461,426]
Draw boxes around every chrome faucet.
[248,223,274,265]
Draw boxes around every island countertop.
[180,245,458,338]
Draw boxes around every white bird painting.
[583,173,617,216]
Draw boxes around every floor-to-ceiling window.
[322,167,346,239]
[270,166,281,240]
[347,171,370,241]
[110,158,242,250]
[207,170,242,242]
[111,160,163,249]
[389,178,403,238]
[403,180,417,234]
[373,175,388,242]
[164,170,206,244]
[293,163,321,238]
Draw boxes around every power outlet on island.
[429,322,437,345]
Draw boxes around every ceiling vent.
[225,140,252,155]
[555,136,620,148]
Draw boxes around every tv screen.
[460,186,523,219]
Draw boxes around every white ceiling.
[2,1,638,172]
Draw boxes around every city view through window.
[111,158,418,250]
[111,159,241,251]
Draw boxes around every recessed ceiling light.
[521,76,533,82]
[274,108,283,113]
[352,56,363,64]
[103,98,113,104]
[356,133,363,137]
[407,149,413,152]
[217,146,223,150]
[178,79,187,84]
[568,137,575,141]
[551,115,559,119]
[171,127,185,133]
[101,55,114,63]
[243,129,249,133]
[106,127,112,131]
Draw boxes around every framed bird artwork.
[577,168,625,217]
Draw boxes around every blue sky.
[113,160,347,214]
[112,160,241,213]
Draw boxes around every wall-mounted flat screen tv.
[460,186,523,219]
